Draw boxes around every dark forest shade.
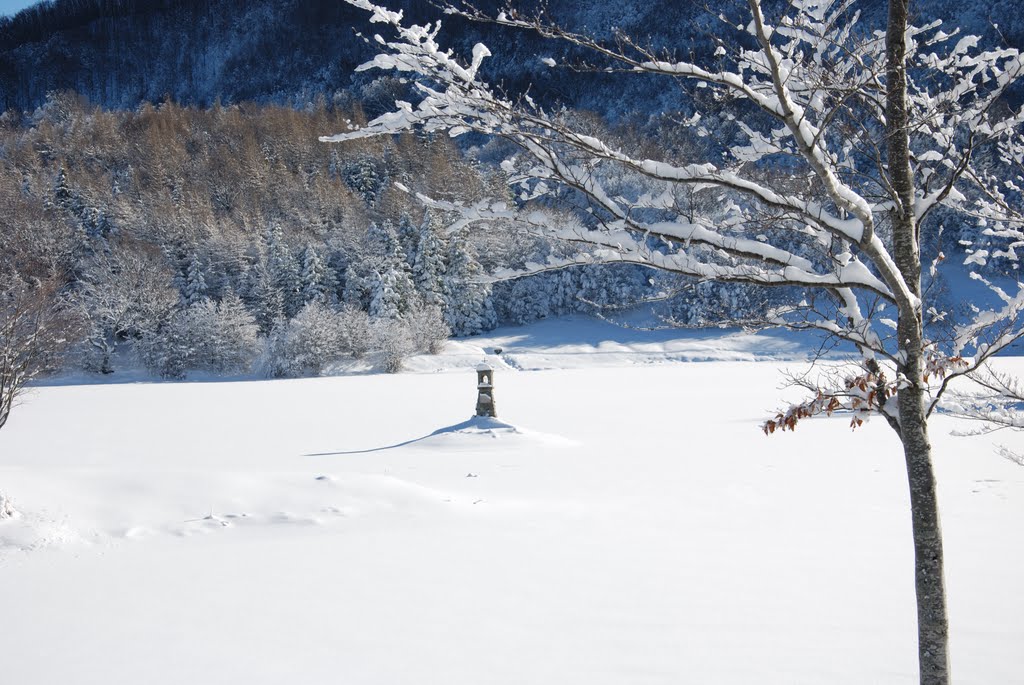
[2,0,1020,114]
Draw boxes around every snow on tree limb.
[324,0,1024,432]
[321,4,1024,680]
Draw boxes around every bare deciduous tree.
[76,249,179,374]
[0,275,76,518]
[0,277,73,432]
[323,1,1024,682]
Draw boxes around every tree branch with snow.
[320,3,1024,680]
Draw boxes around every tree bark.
[886,1,951,682]
[897,384,950,685]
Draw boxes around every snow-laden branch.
[399,189,894,298]
[326,0,1024,434]
[941,366,1024,442]
[324,2,911,307]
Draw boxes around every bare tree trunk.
[886,0,951,682]
[898,383,950,685]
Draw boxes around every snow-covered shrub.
[137,294,259,378]
[265,300,346,377]
[405,301,450,354]
[0,492,17,519]
[371,317,416,374]
[337,305,373,359]
[74,251,178,374]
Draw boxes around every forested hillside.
[2,92,709,377]
[0,0,1018,380]
[3,0,1021,114]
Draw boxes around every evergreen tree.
[369,265,415,320]
[165,238,193,298]
[244,259,285,335]
[412,213,447,307]
[299,244,328,304]
[397,213,419,268]
[53,166,75,213]
[342,264,372,310]
[265,224,301,318]
[365,221,400,263]
[325,249,349,303]
[443,232,496,336]
[53,167,114,274]
[366,222,416,319]
[343,155,387,206]
[183,252,208,307]
[496,275,554,325]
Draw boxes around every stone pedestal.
[475,364,496,418]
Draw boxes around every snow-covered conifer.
[266,224,301,317]
[244,260,285,335]
[397,213,419,268]
[443,233,496,335]
[366,222,416,319]
[412,213,447,307]
[343,155,387,206]
[342,264,372,310]
[299,245,328,304]
[183,252,208,307]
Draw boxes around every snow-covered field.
[1,318,1022,684]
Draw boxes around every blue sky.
[0,0,37,18]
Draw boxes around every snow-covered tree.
[243,259,286,335]
[405,297,450,354]
[397,213,419,268]
[76,250,178,374]
[0,275,74,434]
[370,316,416,373]
[412,212,447,307]
[205,293,261,373]
[341,263,373,310]
[366,222,417,319]
[52,166,115,275]
[0,272,78,520]
[494,274,554,325]
[443,231,496,336]
[324,2,1024,681]
[343,154,388,206]
[337,304,374,359]
[298,244,329,304]
[369,266,407,319]
[943,367,1024,447]
[182,252,208,307]
[138,293,259,379]
[266,223,302,318]
[266,299,346,377]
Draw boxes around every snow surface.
[1,318,1023,684]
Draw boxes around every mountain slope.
[2,0,1020,114]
